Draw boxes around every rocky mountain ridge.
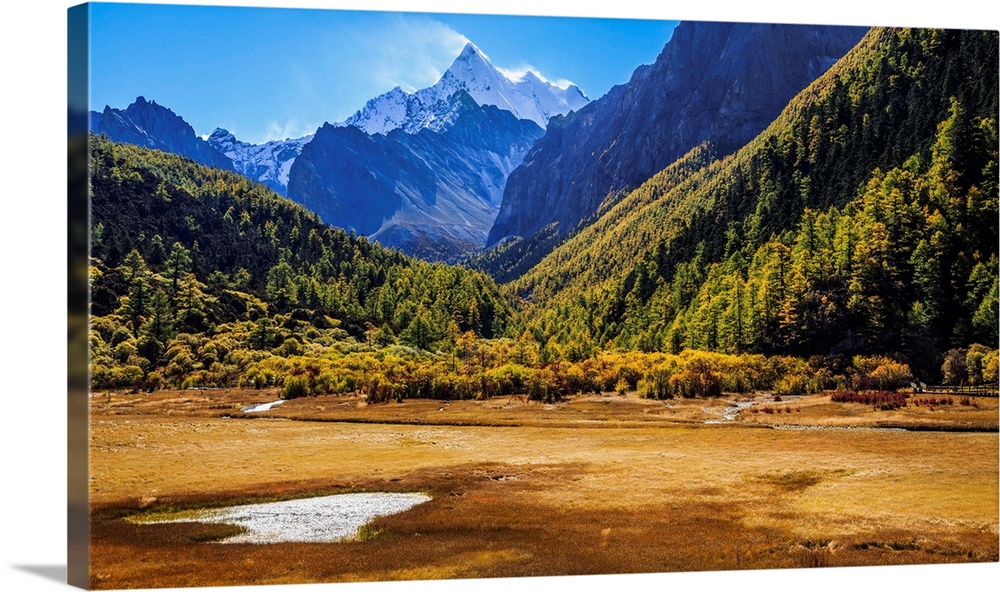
[487,21,869,251]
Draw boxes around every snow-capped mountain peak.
[343,40,589,135]
[457,41,485,59]
[444,42,497,79]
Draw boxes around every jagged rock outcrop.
[92,96,233,171]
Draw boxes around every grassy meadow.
[88,388,998,589]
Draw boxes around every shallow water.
[145,492,431,543]
[704,400,757,423]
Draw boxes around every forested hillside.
[88,136,515,390]
[512,27,998,381]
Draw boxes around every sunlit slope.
[515,28,998,373]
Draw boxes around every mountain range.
[91,97,235,172]
[91,41,586,260]
[285,42,578,260]
[342,42,588,134]
[206,129,313,196]
[288,90,544,261]
[482,21,868,278]
[86,21,998,379]
[91,24,867,265]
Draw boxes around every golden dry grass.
[88,389,999,589]
[90,388,999,431]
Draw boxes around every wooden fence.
[913,383,999,397]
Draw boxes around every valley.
[88,388,998,588]
[79,12,999,590]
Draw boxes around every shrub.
[830,390,907,410]
[362,375,400,404]
[243,368,276,389]
[774,374,820,400]
[109,365,144,390]
[273,338,304,358]
[165,350,196,377]
[136,335,164,362]
[282,374,311,399]
[614,378,629,395]
[125,353,151,371]
[966,344,991,385]
[774,375,807,397]
[199,342,219,366]
[615,365,642,391]
[114,340,137,363]
[983,350,999,384]
[869,360,913,391]
[669,357,722,398]
[143,370,164,392]
[562,363,597,394]
[528,367,561,402]
[90,315,119,343]
[852,355,912,391]
[638,365,674,400]
[110,326,132,346]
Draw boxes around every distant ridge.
[487,21,868,258]
[92,96,234,172]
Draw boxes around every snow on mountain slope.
[288,90,544,261]
[208,129,313,196]
[344,42,588,135]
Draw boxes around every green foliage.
[500,28,997,382]
[87,28,996,402]
[282,374,311,400]
[89,135,517,391]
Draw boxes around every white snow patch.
[138,493,432,544]
[242,400,286,413]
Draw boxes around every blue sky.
[89,3,677,143]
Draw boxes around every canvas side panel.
[67,3,90,589]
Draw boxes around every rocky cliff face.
[488,21,868,247]
[288,91,543,261]
[92,97,234,171]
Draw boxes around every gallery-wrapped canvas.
[67,1,998,590]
